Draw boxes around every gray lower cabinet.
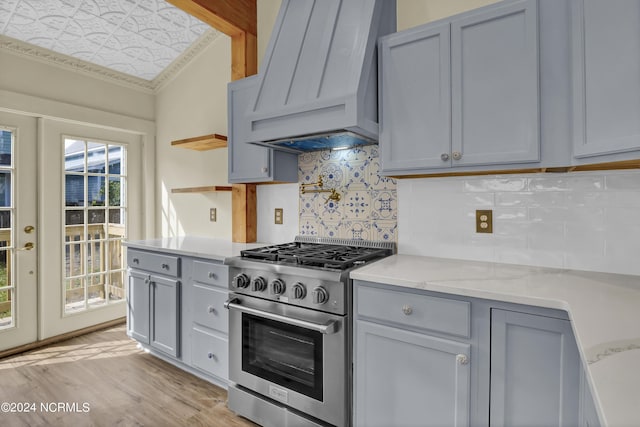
[227,76,298,184]
[571,0,640,161]
[354,280,600,427]
[378,0,539,175]
[489,309,580,427]
[127,249,181,359]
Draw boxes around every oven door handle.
[224,298,339,335]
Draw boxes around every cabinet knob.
[208,272,216,279]
[207,352,216,360]
[261,167,268,173]
[456,354,469,365]
[401,305,413,315]
[161,263,169,270]
[441,153,450,161]
[452,151,462,161]
[208,305,215,314]
[132,258,139,264]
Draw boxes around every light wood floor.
[0,324,257,427]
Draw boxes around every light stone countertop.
[124,236,269,262]
[350,254,640,427]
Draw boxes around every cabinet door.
[150,275,180,358]
[379,23,451,173]
[572,0,640,158]
[355,321,470,427]
[490,309,580,427]
[451,0,539,166]
[127,270,149,344]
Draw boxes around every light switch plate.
[210,208,217,222]
[476,210,492,233]
[274,208,283,225]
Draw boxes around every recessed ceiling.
[0,0,214,81]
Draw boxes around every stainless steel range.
[224,236,395,427]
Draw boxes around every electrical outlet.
[210,208,217,222]
[476,210,492,233]
[274,208,283,225]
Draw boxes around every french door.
[0,111,38,351]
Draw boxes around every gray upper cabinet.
[379,0,540,175]
[571,0,640,160]
[490,309,580,427]
[227,76,298,184]
[451,0,539,167]
[379,23,451,171]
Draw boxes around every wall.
[399,170,640,276]
[155,35,232,239]
[398,0,499,30]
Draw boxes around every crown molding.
[0,29,223,94]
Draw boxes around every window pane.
[65,210,84,226]
[0,289,12,328]
[109,271,125,301]
[0,172,10,207]
[65,278,85,313]
[0,130,12,167]
[65,243,84,277]
[108,145,123,175]
[0,211,10,231]
[87,142,106,173]
[88,274,107,308]
[88,176,105,206]
[65,175,85,207]
[108,239,124,269]
[65,140,85,172]
[0,251,9,287]
[87,235,104,274]
[108,176,121,206]
[88,208,105,225]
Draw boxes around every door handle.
[17,242,35,251]
[24,225,35,234]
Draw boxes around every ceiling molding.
[0,28,224,94]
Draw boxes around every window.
[64,138,127,314]
[0,128,12,328]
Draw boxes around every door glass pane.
[0,172,11,207]
[0,289,12,328]
[63,138,127,314]
[0,130,11,167]
[65,140,85,172]
[0,250,9,287]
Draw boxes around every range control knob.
[311,287,329,305]
[232,273,250,289]
[291,282,306,300]
[250,276,267,292]
[270,279,286,295]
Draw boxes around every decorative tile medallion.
[298,145,398,241]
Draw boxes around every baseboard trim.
[0,317,126,360]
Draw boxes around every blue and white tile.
[319,220,342,238]
[341,221,371,241]
[368,156,397,190]
[370,190,397,220]
[319,162,345,188]
[372,221,397,241]
[300,193,319,218]
[344,160,369,190]
[316,195,343,222]
[344,191,371,220]
[299,219,320,237]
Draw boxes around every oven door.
[226,295,347,427]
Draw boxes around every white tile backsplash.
[398,170,640,275]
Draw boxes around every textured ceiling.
[0,0,214,81]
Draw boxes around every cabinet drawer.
[192,284,228,333]
[356,284,470,338]
[192,260,228,288]
[127,249,180,278]
[191,328,228,380]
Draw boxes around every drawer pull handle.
[456,354,469,365]
[207,352,216,360]
[401,305,413,315]
[208,272,216,279]
[208,306,216,314]
[132,258,139,264]
[161,263,169,270]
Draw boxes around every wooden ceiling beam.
[166,0,257,37]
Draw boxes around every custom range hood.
[239,0,396,153]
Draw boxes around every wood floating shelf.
[171,134,228,151]
[171,186,233,194]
